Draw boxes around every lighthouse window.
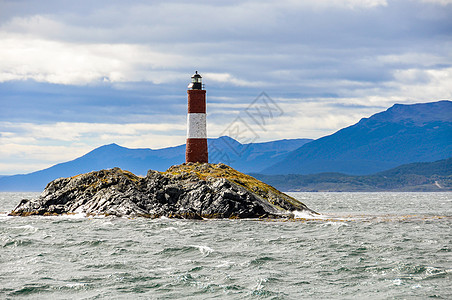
[192,75,202,83]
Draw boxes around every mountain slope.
[262,100,452,175]
[0,136,311,191]
[253,157,452,192]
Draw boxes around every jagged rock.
[10,163,317,219]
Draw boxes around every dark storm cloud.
[0,80,188,123]
[1,0,451,94]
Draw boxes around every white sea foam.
[0,212,10,219]
[100,220,114,226]
[292,210,326,219]
[191,245,214,255]
[292,211,359,223]
[62,212,87,219]
[14,224,38,232]
[393,279,403,286]
[320,221,349,228]
[216,260,234,268]
[162,226,178,231]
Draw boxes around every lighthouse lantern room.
[188,71,203,90]
[186,71,208,163]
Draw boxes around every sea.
[0,192,451,299]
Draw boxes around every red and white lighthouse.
[186,71,208,163]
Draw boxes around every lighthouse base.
[186,138,208,163]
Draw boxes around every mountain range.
[0,100,451,192]
[0,137,311,191]
[253,157,452,192]
[262,100,452,175]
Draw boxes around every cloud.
[421,0,452,4]
[0,121,186,144]
[0,0,451,174]
[1,0,451,88]
[204,73,266,87]
[283,0,388,9]
[391,67,452,100]
[0,32,188,85]
[0,121,188,174]
[0,95,385,175]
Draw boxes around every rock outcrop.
[10,163,316,219]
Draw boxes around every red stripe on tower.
[186,71,208,163]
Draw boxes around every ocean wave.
[190,245,214,256]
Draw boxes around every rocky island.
[10,163,316,219]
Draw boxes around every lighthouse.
[186,71,208,163]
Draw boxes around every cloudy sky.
[1,0,451,175]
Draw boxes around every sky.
[0,0,451,175]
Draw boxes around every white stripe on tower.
[187,113,207,139]
[186,71,208,163]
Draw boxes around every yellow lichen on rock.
[11,163,316,218]
[165,163,306,210]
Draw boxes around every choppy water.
[1,192,451,299]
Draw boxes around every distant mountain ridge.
[1,100,451,192]
[253,157,452,192]
[0,137,311,191]
[263,100,452,175]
